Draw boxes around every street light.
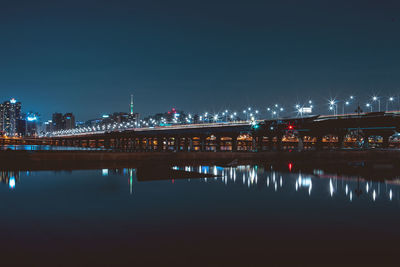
[387,96,395,112]
[366,103,372,112]
[243,110,248,121]
[329,99,338,116]
[372,96,380,112]
[342,95,355,115]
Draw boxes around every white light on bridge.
[299,107,312,114]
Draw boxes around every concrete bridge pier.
[189,138,193,151]
[104,138,110,149]
[363,135,370,149]
[297,135,305,151]
[256,136,264,152]
[232,136,238,152]
[382,135,391,148]
[267,136,273,150]
[181,138,187,152]
[315,136,323,150]
[337,135,345,149]
[199,137,205,152]
[114,138,119,150]
[133,138,137,151]
[174,137,180,152]
[157,137,163,151]
[276,135,283,151]
[216,136,221,152]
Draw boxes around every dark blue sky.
[1,0,399,121]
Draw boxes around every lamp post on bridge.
[365,103,372,112]
[329,100,338,116]
[372,96,380,112]
[386,96,395,112]
[342,96,354,115]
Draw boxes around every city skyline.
[1,0,400,120]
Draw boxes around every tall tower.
[1,98,21,136]
[130,94,134,115]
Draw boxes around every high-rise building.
[52,113,63,131]
[51,112,75,131]
[0,98,22,136]
[63,113,75,130]
[25,112,40,136]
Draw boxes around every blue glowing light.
[27,115,38,122]
[9,177,16,189]
[10,98,17,104]
[102,115,110,118]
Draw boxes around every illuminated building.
[25,112,40,136]
[64,113,75,130]
[0,98,22,136]
[129,94,139,125]
[52,112,75,130]
[52,113,63,131]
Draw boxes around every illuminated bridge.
[6,112,400,151]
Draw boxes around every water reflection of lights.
[1,166,399,205]
[169,165,400,204]
[330,179,334,197]
[9,177,16,189]
[1,171,19,189]
[295,173,312,195]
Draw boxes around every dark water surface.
[1,165,399,266]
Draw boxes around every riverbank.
[1,149,400,171]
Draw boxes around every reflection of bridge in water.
[5,112,400,151]
[117,164,400,203]
[3,165,400,204]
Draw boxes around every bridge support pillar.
[257,136,263,152]
[382,135,391,148]
[131,138,135,151]
[175,137,180,152]
[157,137,163,151]
[277,135,283,151]
[316,136,323,150]
[200,137,205,152]
[297,136,304,151]
[182,138,188,152]
[104,139,110,149]
[232,136,238,152]
[114,138,118,150]
[137,138,142,151]
[149,138,154,151]
[216,136,221,152]
[189,138,193,151]
[267,136,273,151]
[362,135,370,149]
[337,135,345,149]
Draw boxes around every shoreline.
[1,149,400,171]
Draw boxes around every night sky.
[1,0,400,121]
